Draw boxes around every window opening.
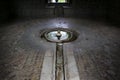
[48,0,68,3]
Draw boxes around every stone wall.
[0,0,120,24]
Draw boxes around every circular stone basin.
[47,31,69,41]
[40,28,78,43]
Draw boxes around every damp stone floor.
[0,18,120,80]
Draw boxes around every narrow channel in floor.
[40,28,80,80]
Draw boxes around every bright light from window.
[52,0,56,3]
[50,0,67,3]
[58,0,66,3]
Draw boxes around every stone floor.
[0,18,120,80]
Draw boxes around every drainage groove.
[40,28,79,80]
[55,43,65,80]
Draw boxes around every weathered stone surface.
[0,18,120,80]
